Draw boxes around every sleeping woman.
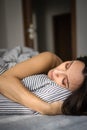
[0,52,87,115]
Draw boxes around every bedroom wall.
[0,0,7,48]
[32,0,71,52]
[0,0,87,56]
[45,0,71,52]
[0,0,24,49]
[76,0,87,57]
[33,0,87,57]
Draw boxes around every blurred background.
[0,0,87,61]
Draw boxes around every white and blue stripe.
[0,74,71,115]
[22,74,71,102]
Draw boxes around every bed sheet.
[0,115,87,130]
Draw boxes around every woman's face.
[48,60,85,91]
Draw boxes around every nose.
[53,69,67,79]
[54,69,65,75]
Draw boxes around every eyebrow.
[69,61,74,68]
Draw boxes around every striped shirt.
[0,74,71,115]
[22,74,71,102]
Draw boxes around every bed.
[0,115,87,130]
[0,46,87,130]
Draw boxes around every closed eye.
[65,61,73,69]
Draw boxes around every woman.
[0,52,87,115]
[62,56,87,115]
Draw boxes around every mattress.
[0,115,87,130]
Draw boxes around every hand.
[49,101,63,115]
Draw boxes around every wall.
[0,0,24,49]
[0,0,87,56]
[76,0,87,57]
[32,0,47,52]
[33,0,71,52]
[0,0,7,48]
[45,0,71,52]
[33,0,87,56]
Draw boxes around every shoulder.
[40,51,62,67]
[43,51,63,68]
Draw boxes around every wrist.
[41,103,56,115]
[42,101,63,115]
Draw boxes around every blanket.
[0,46,39,69]
[0,46,39,115]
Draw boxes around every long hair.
[62,56,87,115]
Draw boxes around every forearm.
[0,75,60,115]
[3,52,62,79]
[0,52,63,115]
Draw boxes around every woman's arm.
[0,52,63,115]
[0,75,63,115]
[2,52,62,79]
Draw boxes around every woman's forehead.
[68,60,85,88]
[70,60,84,70]
[68,60,85,78]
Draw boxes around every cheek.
[69,78,84,91]
[69,84,80,91]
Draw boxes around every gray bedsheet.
[0,46,39,69]
[0,115,87,130]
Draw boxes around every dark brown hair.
[62,56,87,115]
